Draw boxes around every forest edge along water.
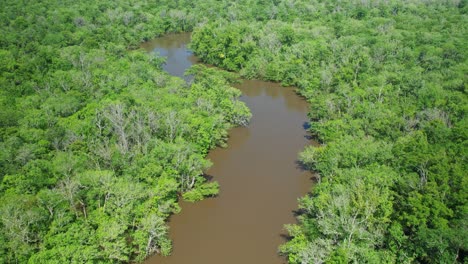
[142,33,314,264]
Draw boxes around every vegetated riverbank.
[143,33,314,264]
[0,2,250,263]
[1,0,466,263]
[189,2,467,263]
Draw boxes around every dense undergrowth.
[1,0,467,263]
[189,1,467,263]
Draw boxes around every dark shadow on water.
[202,174,214,182]
[294,160,308,172]
[279,233,293,242]
[292,208,308,217]
[294,159,320,187]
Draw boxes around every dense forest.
[0,0,251,262]
[1,0,466,263]
[189,1,468,263]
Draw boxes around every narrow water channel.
[141,33,313,264]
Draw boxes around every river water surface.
[141,33,312,264]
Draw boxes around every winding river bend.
[142,33,313,264]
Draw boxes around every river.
[141,32,313,264]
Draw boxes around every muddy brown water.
[142,33,313,264]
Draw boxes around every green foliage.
[189,1,467,263]
[182,181,220,202]
[1,0,466,263]
[0,0,251,262]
